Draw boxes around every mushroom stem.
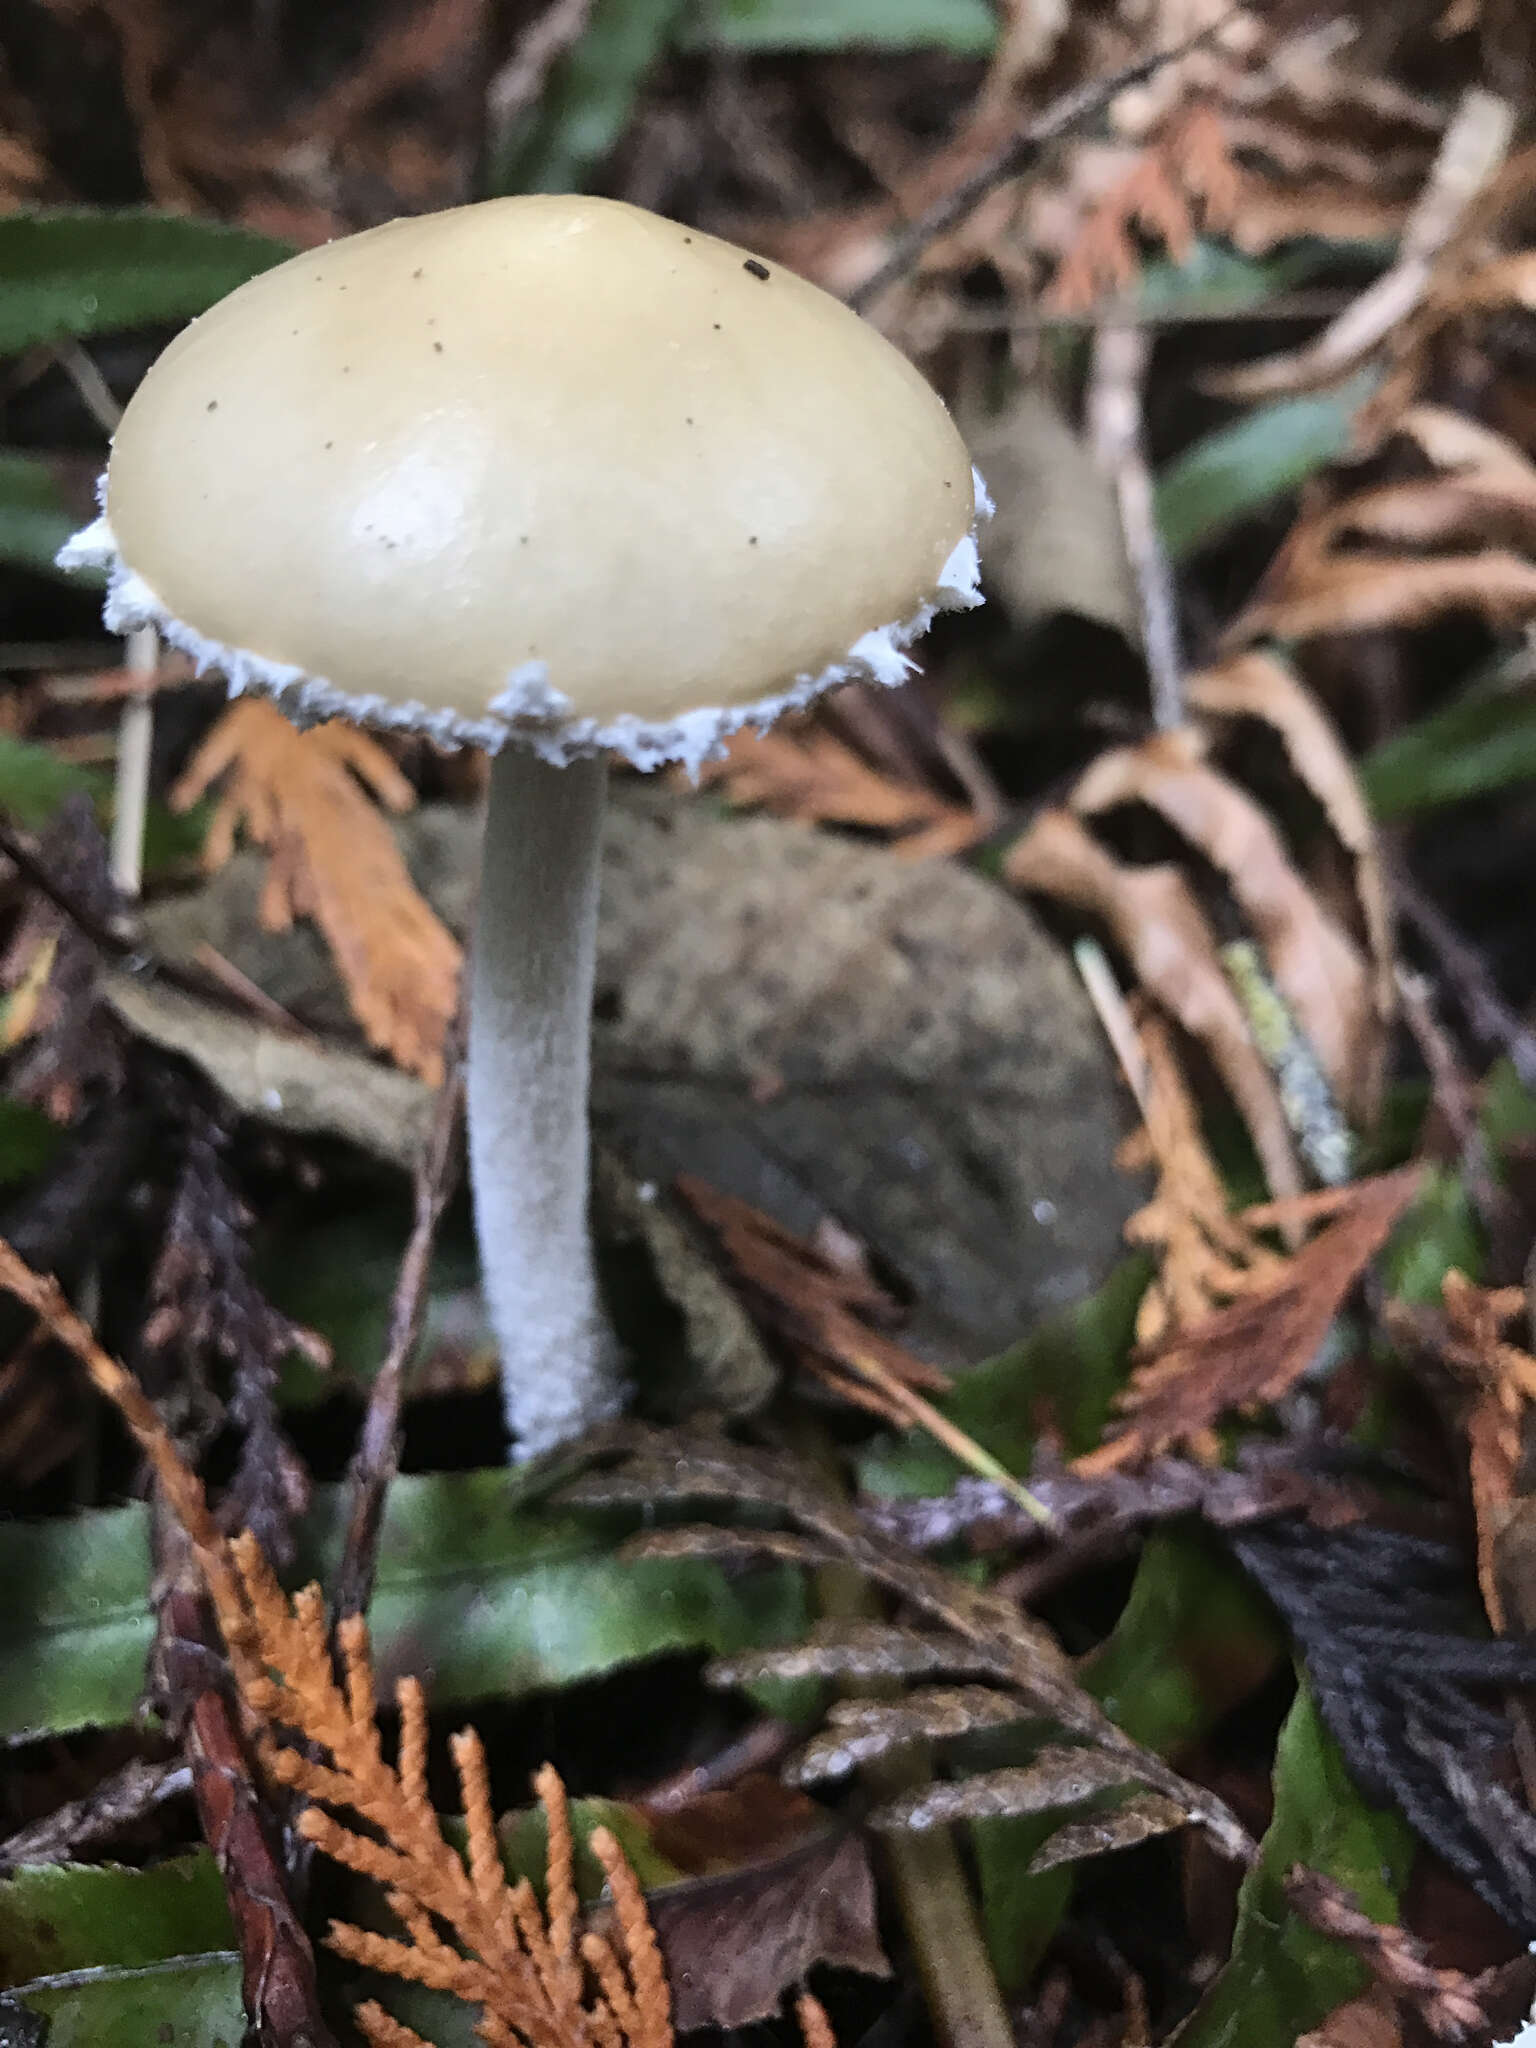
[468,746,628,1456]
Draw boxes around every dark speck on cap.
[744,259,769,281]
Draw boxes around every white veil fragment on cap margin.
[57,470,990,782]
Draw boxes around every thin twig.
[847,14,1239,314]
[1391,858,1536,1088]
[0,1757,193,1875]
[330,1028,465,1623]
[1087,321,1184,731]
[1285,1865,1485,2041]
[0,812,314,1032]
[0,1237,248,1636]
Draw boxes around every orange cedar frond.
[225,1534,681,2048]
[172,698,461,1082]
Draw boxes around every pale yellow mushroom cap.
[65,195,983,770]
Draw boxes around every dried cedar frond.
[171,699,461,1084]
[226,1531,675,2048]
[0,794,124,1119]
[1231,1516,1536,1929]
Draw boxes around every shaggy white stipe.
[61,481,990,780]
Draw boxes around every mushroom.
[60,194,985,1458]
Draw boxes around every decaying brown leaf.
[1078,1166,1424,1471]
[1070,725,1374,1118]
[171,699,461,1085]
[645,1826,888,2031]
[1228,403,1536,648]
[700,725,982,859]
[1207,86,1515,402]
[1005,806,1304,1205]
[1297,1989,1403,2048]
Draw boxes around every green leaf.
[498,1795,685,1899]
[0,1856,232,1983]
[858,1254,1151,1498]
[0,730,96,826]
[9,1952,243,2048]
[1133,239,1352,319]
[1378,1162,1480,1304]
[490,0,688,195]
[1360,670,1536,821]
[265,1199,489,1406]
[0,730,206,873]
[1156,369,1379,563]
[680,0,998,53]
[0,209,290,359]
[1174,1682,1413,2048]
[0,452,89,582]
[1086,1531,1282,1755]
[0,1471,806,1739]
[0,1098,61,1187]
[0,1506,154,1740]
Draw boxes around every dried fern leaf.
[787,1687,1029,1785]
[870,1746,1151,1832]
[622,1526,846,1573]
[1026,1792,1193,1874]
[707,1621,1009,1690]
[598,1430,1255,1865]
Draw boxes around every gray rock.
[142,788,1136,1365]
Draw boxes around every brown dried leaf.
[647,1827,888,2031]
[701,725,981,860]
[1004,806,1304,1204]
[1071,726,1373,1116]
[1026,1792,1192,1874]
[1297,1990,1403,2048]
[1233,536,1536,644]
[871,1744,1150,1832]
[1079,1165,1424,1471]
[1229,406,1536,648]
[787,1686,1027,1785]
[1186,651,1394,1051]
[171,700,461,1084]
